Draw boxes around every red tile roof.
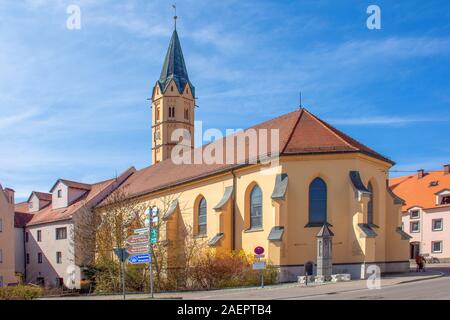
[389,170,450,211]
[49,179,91,192]
[27,191,52,202]
[100,108,392,204]
[14,210,33,228]
[15,167,136,226]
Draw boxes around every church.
[97,23,411,282]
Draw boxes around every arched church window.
[250,185,263,229]
[198,197,207,235]
[309,177,327,225]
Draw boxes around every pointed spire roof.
[158,29,194,96]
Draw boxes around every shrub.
[188,249,278,290]
[0,285,43,300]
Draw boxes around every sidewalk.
[40,268,445,300]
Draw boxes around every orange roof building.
[390,166,450,261]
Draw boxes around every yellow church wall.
[106,152,408,280]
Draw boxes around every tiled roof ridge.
[280,108,304,154]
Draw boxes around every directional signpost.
[113,247,129,300]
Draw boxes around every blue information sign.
[128,254,151,264]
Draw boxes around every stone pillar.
[316,224,334,281]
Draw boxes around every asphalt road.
[297,266,450,300]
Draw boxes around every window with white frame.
[432,219,443,231]
[410,210,420,219]
[56,252,62,264]
[432,241,443,253]
[410,221,420,233]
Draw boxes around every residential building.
[0,184,16,287]
[390,166,450,261]
[96,26,410,281]
[14,167,135,288]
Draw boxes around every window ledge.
[195,234,208,239]
[368,223,379,229]
[304,222,333,228]
[244,228,264,233]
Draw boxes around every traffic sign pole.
[149,207,154,299]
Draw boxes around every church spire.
[157,12,194,97]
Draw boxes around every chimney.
[444,164,450,175]
[4,188,15,205]
[417,169,425,179]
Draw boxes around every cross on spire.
[172,4,177,30]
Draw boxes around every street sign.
[126,234,149,246]
[252,261,266,270]
[254,246,265,255]
[134,227,150,235]
[151,207,159,216]
[254,254,265,259]
[150,228,158,244]
[113,248,129,263]
[126,244,149,254]
[128,254,151,264]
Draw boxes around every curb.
[397,272,445,285]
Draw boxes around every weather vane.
[172,3,177,30]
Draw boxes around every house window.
[0,276,3,287]
[410,221,420,233]
[0,249,3,263]
[250,185,263,229]
[57,190,62,198]
[37,230,42,242]
[156,107,160,121]
[26,253,30,264]
[55,278,64,287]
[308,177,327,225]
[441,196,450,205]
[198,197,207,236]
[25,232,29,242]
[36,277,45,286]
[367,182,374,225]
[184,109,189,120]
[432,219,443,231]
[56,252,62,264]
[410,210,420,219]
[38,252,42,264]
[56,227,67,240]
[432,241,443,253]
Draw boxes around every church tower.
[151,25,195,164]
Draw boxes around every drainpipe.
[23,227,27,282]
[231,170,237,251]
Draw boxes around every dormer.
[27,191,52,213]
[435,189,450,206]
[49,179,91,209]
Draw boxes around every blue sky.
[1,0,449,201]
